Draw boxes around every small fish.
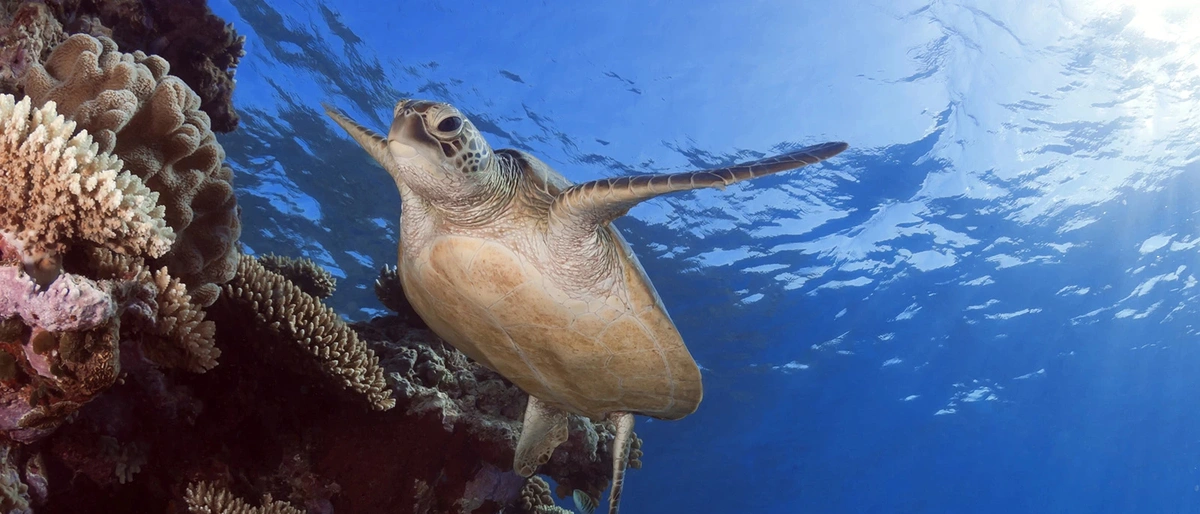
[572,490,597,514]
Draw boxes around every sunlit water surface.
[209,1,1200,512]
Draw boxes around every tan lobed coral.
[41,0,246,132]
[0,93,174,283]
[629,432,644,469]
[222,254,395,411]
[517,476,555,513]
[258,254,337,299]
[23,33,240,306]
[184,481,303,514]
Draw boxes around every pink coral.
[0,266,114,332]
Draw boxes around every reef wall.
[0,2,631,513]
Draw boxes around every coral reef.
[222,253,394,411]
[258,254,337,299]
[184,481,304,514]
[138,266,220,373]
[43,0,242,132]
[0,3,65,98]
[374,264,428,329]
[0,8,638,513]
[353,316,630,510]
[0,93,174,284]
[0,0,243,132]
[515,476,555,513]
[21,33,240,306]
[0,442,34,512]
[23,33,242,306]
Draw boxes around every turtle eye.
[437,116,463,133]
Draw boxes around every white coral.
[0,94,175,260]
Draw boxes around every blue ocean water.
[207,1,1200,512]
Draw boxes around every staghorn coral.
[258,254,336,299]
[23,33,241,307]
[222,253,395,411]
[0,93,174,283]
[184,481,304,514]
[137,266,219,372]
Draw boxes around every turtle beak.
[387,102,433,161]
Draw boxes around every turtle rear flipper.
[606,412,636,514]
[514,395,570,477]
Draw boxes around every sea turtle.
[324,99,847,513]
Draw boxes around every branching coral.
[258,254,336,299]
[0,93,174,282]
[23,33,241,306]
[0,250,218,446]
[72,246,219,373]
[140,266,219,372]
[222,253,395,411]
[184,481,304,514]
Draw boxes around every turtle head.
[386,99,497,202]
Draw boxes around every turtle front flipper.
[322,104,413,198]
[322,104,393,168]
[514,396,570,477]
[606,411,636,514]
[549,141,848,228]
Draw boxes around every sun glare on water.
[1088,0,1198,43]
